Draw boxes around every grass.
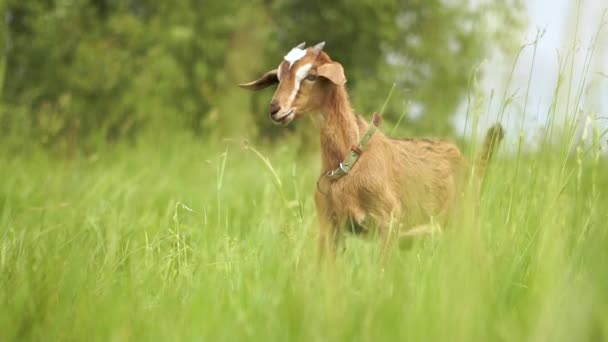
[0,123,607,341]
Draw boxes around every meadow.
[1,115,607,341]
[1,5,607,338]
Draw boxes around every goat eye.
[305,74,318,81]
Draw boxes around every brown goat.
[240,42,504,255]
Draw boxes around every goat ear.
[238,70,279,91]
[317,62,346,86]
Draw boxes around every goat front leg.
[318,219,342,259]
[315,191,342,259]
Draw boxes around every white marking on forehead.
[294,63,313,81]
[296,63,312,84]
[284,47,307,68]
[286,63,312,108]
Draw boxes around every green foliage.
[0,0,524,150]
[1,0,247,150]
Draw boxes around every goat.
[240,42,504,256]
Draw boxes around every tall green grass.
[2,22,608,342]
[1,119,607,341]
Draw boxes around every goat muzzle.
[270,109,295,125]
[269,101,281,117]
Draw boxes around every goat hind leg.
[375,212,402,264]
[398,221,442,248]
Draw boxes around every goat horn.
[296,42,306,49]
[313,41,325,54]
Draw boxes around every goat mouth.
[273,109,295,125]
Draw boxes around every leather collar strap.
[326,113,380,180]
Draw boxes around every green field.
[1,124,607,341]
[1,1,606,340]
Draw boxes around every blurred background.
[0,0,606,155]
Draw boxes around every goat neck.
[318,84,361,174]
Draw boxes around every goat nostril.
[269,102,281,116]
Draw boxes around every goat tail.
[475,124,504,178]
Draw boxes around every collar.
[326,113,381,180]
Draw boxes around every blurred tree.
[1,0,246,150]
[0,0,525,151]
[1,0,6,100]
